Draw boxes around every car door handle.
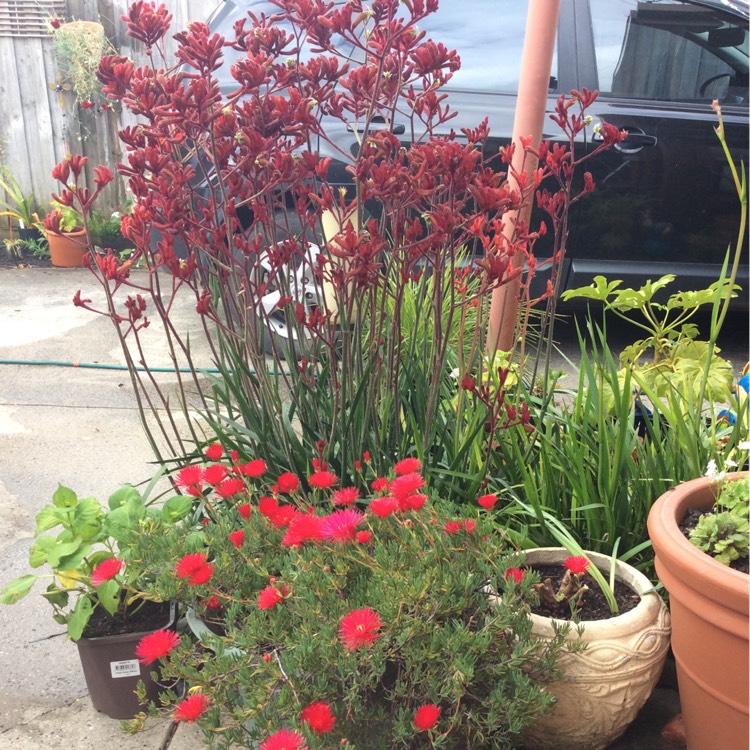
[593,125,657,154]
[348,116,406,135]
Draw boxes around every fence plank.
[1,0,221,214]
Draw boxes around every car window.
[589,0,748,103]
[419,0,558,93]
[216,0,558,95]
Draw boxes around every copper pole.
[486,0,560,354]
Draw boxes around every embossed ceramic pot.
[648,474,749,750]
[522,548,671,750]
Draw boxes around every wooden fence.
[0,0,218,215]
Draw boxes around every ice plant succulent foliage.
[127,451,568,747]
[67,0,621,503]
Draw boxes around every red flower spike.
[443,520,463,535]
[175,553,214,586]
[478,493,498,510]
[389,472,425,500]
[257,585,283,611]
[464,519,476,533]
[203,463,228,486]
[258,496,279,518]
[216,477,245,498]
[393,457,422,475]
[369,496,399,519]
[339,607,383,651]
[175,465,204,496]
[282,513,324,546]
[400,493,427,512]
[370,477,389,493]
[505,567,525,585]
[356,530,372,544]
[174,693,209,724]
[205,595,222,610]
[277,472,300,493]
[237,503,252,520]
[300,701,336,735]
[90,557,124,586]
[228,529,245,549]
[414,704,441,731]
[308,470,338,489]
[564,555,590,575]
[332,486,360,506]
[321,509,365,544]
[204,443,223,461]
[240,458,266,477]
[135,629,181,664]
[259,729,307,750]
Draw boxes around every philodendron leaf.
[108,485,141,510]
[73,498,105,541]
[52,485,78,509]
[34,506,65,535]
[160,496,193,523]
[28,536,57,568]
[96,579,120,616]
[561,275,622,303]
[0,575,36,604]
[67,596,93,640]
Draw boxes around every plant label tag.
[110,659,140,679]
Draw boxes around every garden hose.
[0,358,290,375]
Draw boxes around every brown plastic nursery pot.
[648,473,749,750]
[521,548,671,750]
[76,602,176,720]
[48,229,87,268]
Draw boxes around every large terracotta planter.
[48,229,88,267]
[522,548,671,750]
[648,473,749,750]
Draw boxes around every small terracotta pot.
[48,229,88,267]
[648,473,749,750]
[521,548,671,750]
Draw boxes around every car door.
[566,0,749,299]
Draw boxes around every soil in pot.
[679,509,749,574]
[528,564,641,620]
[84,600,172,638]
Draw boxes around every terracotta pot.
[48,229,88,267]
[648,473,749,750]
[522,548,671,750]
[76,602,176,719]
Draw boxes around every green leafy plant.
[561,274,736,402]
[87,207,131,249]
[689,450,750,565]
[125,449,569,748]
[0,171,42,228]
[44,201,82,234]
[51,20,114,105]
[0,479,193,640]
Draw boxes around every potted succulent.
[648,448,750,750]
[0,482,193,719]
[123,448,571,746]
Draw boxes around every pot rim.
[524,547,665,636]
[648,472,749,585]
[78,601,176,645]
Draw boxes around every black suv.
[206,0,749,307]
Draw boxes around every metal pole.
[487,0,560,354]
